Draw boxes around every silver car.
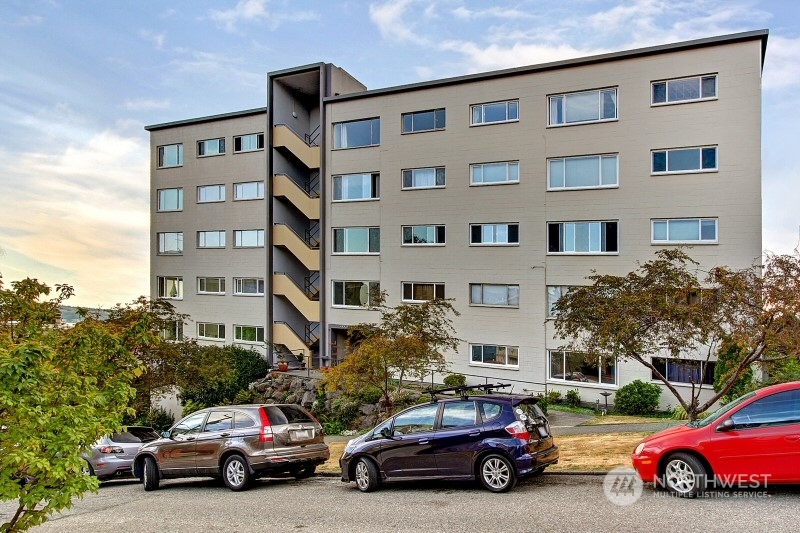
[83,426,160,480]
[133,404,329,491]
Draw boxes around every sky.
[1,0,799,307]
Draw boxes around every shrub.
[671,405,710,421]
[536,394,548,415]
[357,386,384,405]
[443,373,467,387]
[330,398,360,426]
[546,390,562,404]
[565,389,581,408]
[322,418,347,436]
[181,399,206,417]
[143,407,174,431]
[614,380,661,416]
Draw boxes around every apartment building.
[148,30,767,408]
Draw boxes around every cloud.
[139,29,166,50]
[369,0,430,44]
[438,39,601,72]
[169,50,264,91]
[763,35,800,90]
[452,5,535,21]
[123,98,170,111]
[208,0,318,32]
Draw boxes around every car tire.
[354,458,380,493]
[81,461,95,477]
[223,455,251,491]
[663,452,707,498]
[479,454,517,493]
[142,457,160,491]
[294,465,317,480]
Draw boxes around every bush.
[713,340,754,404]
[536,394,548,415]
[443,373,466,387]
[142,407,174,431]
[614,380,661,416]
[322,418,347,435]
[565,389,581,408]
[357,386,384,405]
[546,390,562,404]
[671,405,709,421]
[181,399,206,417]
[330,398,360,426]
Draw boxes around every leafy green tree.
[0,278,144,532]
[713,339,754,404]
[553,249,800,420]
[178,345,270,409]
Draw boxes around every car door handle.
[185,437,195,441]
[220,433,231,437]
[418,439,430,445]
[468,431,481,437]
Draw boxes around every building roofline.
[268,62,326,79]
[324,29,769,103]
[144,107,267,131]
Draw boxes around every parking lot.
[3,474,798,533]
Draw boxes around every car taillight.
[259,407,274,442]
[504,421,530,441]
[99,446,125,454]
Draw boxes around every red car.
[632,381,800,497]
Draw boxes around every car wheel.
[294,465,317,480]
[354,458,380,492]
[81,461,95,477]
[663,453,707,498]
[142,457,160,491]
[223,455,251,491]
[479,454,517,493]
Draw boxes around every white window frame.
[234,325,265,344]
[470,343,519,368]
[332,227,380,254]
[652,74,717,106]
[470,223,519,246]
[651,218,718,244]
[469,284,519,308]
[234,229,265,248]
[332,173,380,202]
[402,225,446,246]
[548,350,617,386]
[402,167,446,190]
[548,88,618,126]
[651,146,718,175]
[401,282,445,303]
[197,231,226,249]
[233,181,265,201]
[233,133,264,153]
[333,118,381,149]
[157,188,183,212]
[402,108,446,133]
[547,221,618,254]
[547,286,575,318]
[157,232,183,255]
[157,143,183,168]
[233,277,265,296]
[161,321,183,341]
[470,100,519,126]
[197,138,225,157]
[157,276,183,300]
[197,277,225,295]
[197,322,225,341]
[332,280,380,309]
[548,154,619,190]
[470,161,519,186]
[197,184,226,203]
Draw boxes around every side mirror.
[716,418,735,432]
[161,430,172,439]
[379,427,394,439]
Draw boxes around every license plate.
[292,429,311,440]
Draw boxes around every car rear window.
[111,427,159,443]
[478,401,503,422]
[265,405,314,425]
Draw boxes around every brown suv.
[133,404,329,491]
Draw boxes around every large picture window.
[652,75,717,105]
[198,277,225,294]
[402,282,444,302]
[334,118,380,149]
[651,218,717,244]
[157,188,183,212]
[471,100,519,125]
[549,351,616,385]
[157,276,183,300]
[198,231,225,248]
[471,344,519,367]
[470,223,519,245]
[402,167,445,189]
[333,227,380,254]
[548,154,618,190]
[234,229,264,248]
[157,232,183,255]
[652,357,715,385]
[549,89,617,126]
[158,144,183,168]
[234,278,264,296]
[197,138,225,157]
[197,185,225,203]
[548,221,618,254]
[332,281,380,308]
[234,325,264,343]
[233,133,264,152]
[333,173,379,201]
[198,322,225,340]
[402,109,445,133]
[652,146,717,174]
[470,284,519,307]
[234,181,264,200]
[402,225,445,245]
[470,161,519,185]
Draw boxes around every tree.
[323,296,460,413]
[553,249,800,421]
[0,278,144,532]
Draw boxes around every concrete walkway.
[546,410,683,435]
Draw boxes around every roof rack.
[426,383,511,402]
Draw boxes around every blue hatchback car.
[340,385,559,493]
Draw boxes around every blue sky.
[1,0,799,307]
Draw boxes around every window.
[548,154,618,190]
[548,88,617,126]
[652,75,717,105]
[471,344,519,367]
[197,138,225,157]
[157,276,183,299]
[730,390,800,429]
[651,218,717,244]
[204,411,233,432]
[402,282,444,302]
[333,118,380,149]
[157,144,183,168]
[233,133,264,152]
[333,227,380,254]
[392,404,438,435]
[402,225,445,245]
[441,401,478,428]
[470,284,519,307]
[332,281,380,308]
[234,277,265,296]
[161,321,183,341]
[234,229,265,248]
[549,351,617,385]
[652,357,715,385]
[470,161,519,185]
[471,100,519,125]
[470,223,519,245]
[198,322,225,340]
[402,108,445,133]
[198,231,226,248]
[157,188,183,212]
[652,146,717,174]
[234,181,265,200]
[402,167,445,189]
[157,232,183,255]
[547,221,618,253]
[333,173,379,201]
[547,286,575,317]
[172,412,206,437]
[197,185,225,203]
[198,277,225,294]
[234,325,265,343]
